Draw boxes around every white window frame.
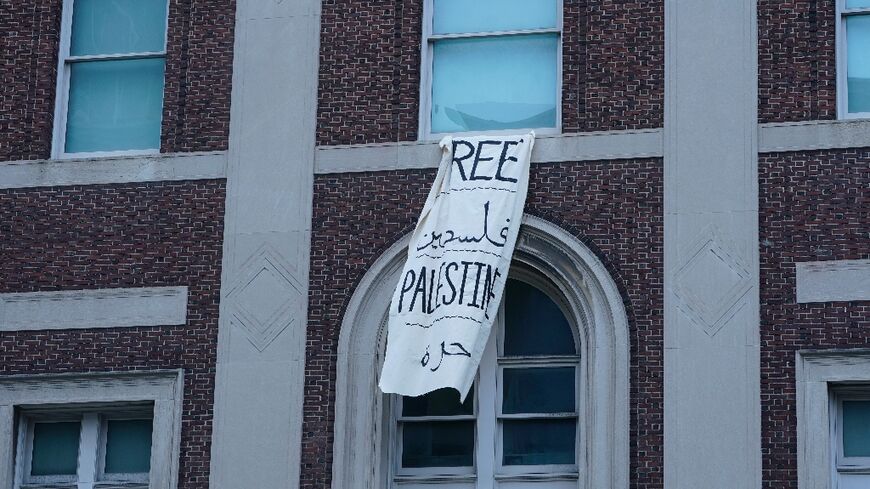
[795,349,870,489]
[18,404,153,488]
[389,271,581,487]
[418,0,563,140]
[836,0,870,119]
[833,391,870,473]
[51,0,170,159]
[331,216,630,489]
[0,370,183,489]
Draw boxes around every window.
[18,404,153,489]
[420,0,562,137]
[832,390,870,488]
[392,276,579,486]
[839,0,870,118]
[53,0,169,157]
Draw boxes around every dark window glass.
[503,367,575,414]
[403,387,473,417]
[31,422,81,476]
[504,279,575,356]
[402,421,475,468]
[502,419,575,466]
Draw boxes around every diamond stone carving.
[673,226,752,337]
[225,245,303,351]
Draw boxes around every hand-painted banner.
[378,133,534,400]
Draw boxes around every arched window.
[332,216,629,489]
[392,276,581,487]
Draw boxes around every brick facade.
[758,0,837,123]
[316,0,664,146]
[759,149,870,489]
[301,159,665,489]
[0,180,226,489]
[0,0,235,162]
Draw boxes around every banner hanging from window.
[379,133,534,400]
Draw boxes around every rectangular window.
[839,0,870,118]
[53,0,168,157]
[420,0,562,137]
[19,404,154,488]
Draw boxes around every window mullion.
[476,315,500,488]
[76,413,100,489]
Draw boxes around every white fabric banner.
[378,133,534,400]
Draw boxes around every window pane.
[503,419,575,465]
[65,58,165,153]
[848,15,870,113]
[71,0,167,56]
[403,387,473,417]
[104,419,153,474]
[431,34,558,133]
[843,401,870,457]
[847,0,870,8]
[31,421,80,476]
[504,279,575,356]
[433,0,558,34]
[503,367,574,414]
[402,421,474,468]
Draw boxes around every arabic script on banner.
[378,133,534,400]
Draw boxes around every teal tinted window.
[433,0,557,34]
[431,34,558,133]
[502,419,575,465]
[402,421,474,467]
[503,367,574,414]
[847,15,870,113]
[104,419,153,474]
[847,0,870,8]
[65,58,165,153]
[71,0,167,56]
[31,421,81,476]
[843,401,870,457]
[503,279,575,356]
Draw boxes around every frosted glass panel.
[847,15,870,113]
[403,387,473,417]
[104,419,153,474]
[503,367,574,414]
[433,0,557,34]
[402,421,474,467]
[431,34,558,133]
[31,422,81,476]
[65,58,165,153]
[71,0,167,55]
[503,419,575,465]
[847,0,870,8]
[504,279,575,356]
[843,401,870,457]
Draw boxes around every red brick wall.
[759,149,870,489]
[301,159,664,489]
[0,180,226,489]
[316,0,665,146]
[758,0,837,123]
[0,0,235,162]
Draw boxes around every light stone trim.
[663,1,761,489]
[332,216,630,489]
[208,0,320,487]
[759,118,870,153]
[0,286,188,331]
[795,259,870,303]
[313,128,664,174]
[0,370,184,489]
[0,151,227,189]
[796,350,870,489]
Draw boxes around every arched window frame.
[332,216,629,489]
